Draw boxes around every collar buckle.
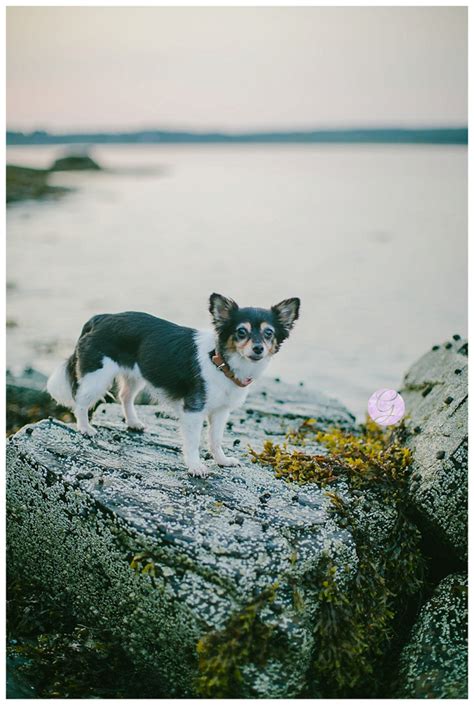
[210,350,253,388]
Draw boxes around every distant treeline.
[7,127,468,146]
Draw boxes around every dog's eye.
[263,328,274,340]
[236,327,248,340]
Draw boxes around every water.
[7,144,467,417]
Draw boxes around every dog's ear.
[209,293,238,330]
[272,298,300,335]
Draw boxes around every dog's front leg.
[208,409,239,467]
[180,411,208,477]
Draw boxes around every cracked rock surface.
[400,337,467,559]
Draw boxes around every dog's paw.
[217,456,240,467]
[187,464,210,478]
[127,421,145,432]
[79,425,97,437]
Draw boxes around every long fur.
[46,359,75,408]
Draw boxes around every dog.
[47,293,300,476]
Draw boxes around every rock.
[6,367,73,435]
[6,379,386,697]
[7,367,50,421]
[397,573,467,698]
[50,154,101,171]
[7,366,48,397]
[400,337,467,559]
[6,165,68,203]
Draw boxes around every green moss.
[250,419,425,697]
[195,584,278,698]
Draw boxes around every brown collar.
[210,350,253,388]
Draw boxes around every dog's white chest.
[206,374,250,411]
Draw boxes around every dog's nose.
[252,345,264,355]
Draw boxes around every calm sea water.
[6,144,467,418]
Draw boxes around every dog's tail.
[47,353,78,409]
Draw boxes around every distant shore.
[7,126,468,146]
[6,165,68,204]
[6,155,100,203]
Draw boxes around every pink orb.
[368,388,405,426]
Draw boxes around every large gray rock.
[6,378,411,697]
[400,337,467,559]
[397,572,467,698]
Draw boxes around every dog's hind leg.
[118,370,146,430]
[74,357,119,436]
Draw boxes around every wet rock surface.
[6,379,363,697]
[400,337,467,559]
[397,572,468,698]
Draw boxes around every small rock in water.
[50,154,101,171]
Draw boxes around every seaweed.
[7,575,161,698]
[195,584,278,698]
[250,418,425,697]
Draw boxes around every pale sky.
[7,6,467,132]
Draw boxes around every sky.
[6,6,467,132]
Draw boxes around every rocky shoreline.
[6,165,68,204]
[6,154,101,204]
[6,338,467,698]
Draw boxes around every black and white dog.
[47,294,300,476]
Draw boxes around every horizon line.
[6,125,468,146]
